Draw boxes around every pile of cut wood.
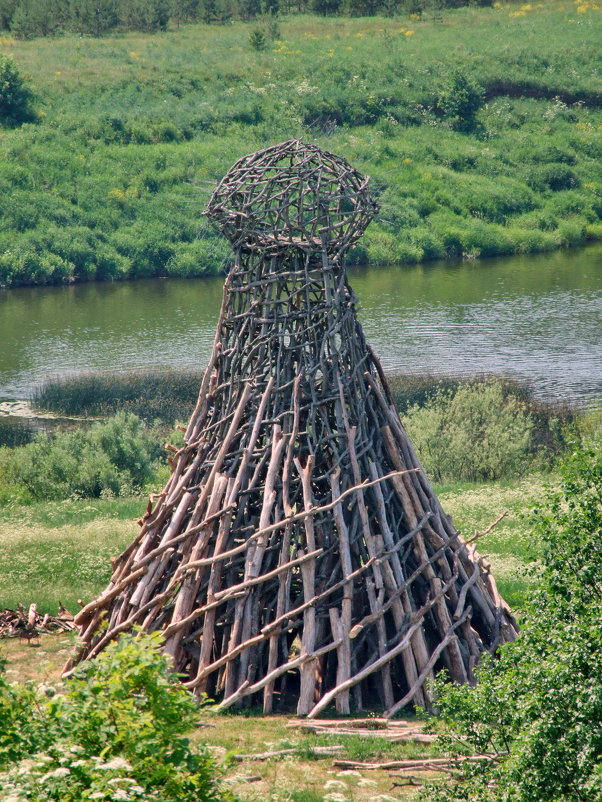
[287,717,435,744]
[0,603,76,641]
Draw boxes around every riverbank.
[0,2,601,287]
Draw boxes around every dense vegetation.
[0,632,232,801]
[0,2,601,287]
[401,379,570,482]
[426,443,602,801]
[0,0,494,38]
[0,412,162,503]
[0,372,573,612]
[0,373,580,507]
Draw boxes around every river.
[1,244,601,406]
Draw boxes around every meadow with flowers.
[0,0,600,286]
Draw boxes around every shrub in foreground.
[0,631,233,801]
[425,444,602,801]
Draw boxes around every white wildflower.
[33,753,53,762]
[112,791,130,801]
[358,777,378,786]
[89,793,105,800]
[40,767,70,781]
[108,777,136,785]
[69,760,87,768]
[324,780,347,790]
[97,757,133,771]
[323,794,347,802]
[336,770,362,777]
[296,80,316,95]
[130,786,145,795]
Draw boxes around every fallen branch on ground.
[233,745,344,761]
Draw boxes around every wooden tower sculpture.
[68,141,517,717]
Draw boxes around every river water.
[1,244,601,405]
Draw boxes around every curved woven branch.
[67,140,517,716]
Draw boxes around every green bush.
[436,70,485,133]
[0,56,36,126]
[402,381,537,482]
[69,0,119,35]
[248,26,266,51]
[0,632,233,801]
[0,246,74,286]
[0,412,159,502]
[425,444,602,802]
[0,0,17,29]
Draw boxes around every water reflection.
[1,244,601,404]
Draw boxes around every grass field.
[1,1,601,286]
[0,474,544,614]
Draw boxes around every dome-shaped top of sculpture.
[205,140,378,254]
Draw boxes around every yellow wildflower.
[108,188,127,203]
[405,29,415,36]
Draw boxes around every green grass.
[437,475,548,607]
[0,2,601,286]
[0,495,141,611]
[0,474,542,614]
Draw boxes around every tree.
[426,444,602,802]
[0,0,17,30]
[0,56,37,126]
[118,0,170,31]
[171,0,201,23]
[312,0,342,15]
[240,0,261,19]
[10,0,63,38]
[436,69,485,133]
[67,0,119,35]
